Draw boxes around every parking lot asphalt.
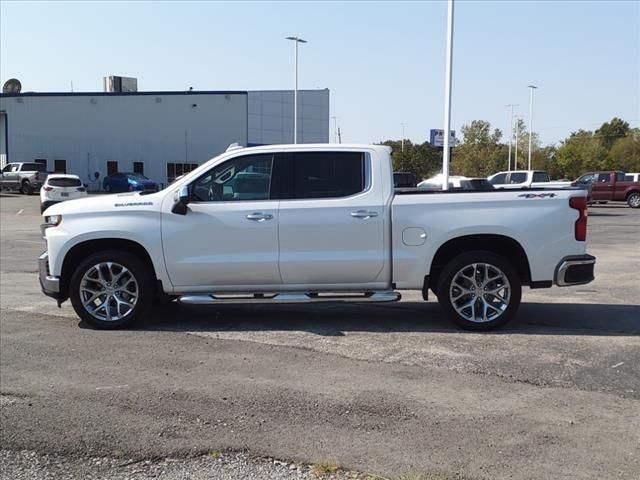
[1,193,639,479]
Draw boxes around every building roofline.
[0,90,249,98]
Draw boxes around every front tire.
[40,201,54,214]
[627,192,640,208]
[436,251,522,331]
[69,250,155,329]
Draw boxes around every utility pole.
[337,126,342,144]
[441,0,454,191]
[286,36,307,144]
[506,104,519,171]
[331,116,339,143]
[527,85,538,170]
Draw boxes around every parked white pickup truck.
[487,170,570,189]
[1,162,49,194]
[488,170,593,202]
[39,144,595,331]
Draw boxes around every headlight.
[45,215,62,226]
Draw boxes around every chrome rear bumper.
[555,254,596,286]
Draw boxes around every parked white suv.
[40,174,87,213]
[39,144,595,331]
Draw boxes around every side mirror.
[172,185,190,215]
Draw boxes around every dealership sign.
[429,129,456,148]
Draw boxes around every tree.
[380,140,442,180]
[607,128,640,173]
[595,117,630,151]
[531,145,560,178]
[509,118,542,170]
[451,120,507,177]
[555,130,606,179]
[381,117,633,182]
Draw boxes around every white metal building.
[248,89,329,145]
[0,88,329,188]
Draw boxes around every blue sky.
[1,0,638,145]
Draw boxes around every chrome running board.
[178,291,401,305]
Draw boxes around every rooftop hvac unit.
[103,76,138,93]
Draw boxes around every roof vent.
[2,78,22,94]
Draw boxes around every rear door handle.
[351,210,379,219]
[246,212,273,222]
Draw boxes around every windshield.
[126,173,149,181]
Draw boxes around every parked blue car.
[103,172,158,193]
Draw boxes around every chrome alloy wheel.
[629,193,640,208]
[79,262,139,322]
[449,262,511,323]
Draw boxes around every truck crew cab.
[39,144,595,331]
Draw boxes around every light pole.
[286,36,307,144]
[401,123,407,152]
[514,115,523,170]
[441,0,455,190]
[506,104,519,171]
[331,116,339,143]
[527,85,537,170]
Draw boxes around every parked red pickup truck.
[574,171,640,208]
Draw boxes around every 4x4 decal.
[518,193,557,199]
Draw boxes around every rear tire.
[21,181,33,195]
[69,250,155,329]
[627,192,640,208]
[436,251,522,331]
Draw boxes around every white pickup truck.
[487,170,572,188]
[39,144,595,331]
[1,162,49,194]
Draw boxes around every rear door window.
[21,163,47,172]
[615,172,625,182]
[291,152,365,199]
[597,173,611,183]
[509,172,527,184]
[532,172,550,182]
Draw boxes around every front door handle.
[246,212,273,222]
[351,210,379,219]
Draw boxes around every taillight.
[77,187,86,192]
[569,196,587,241]
[43,186,53,191]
